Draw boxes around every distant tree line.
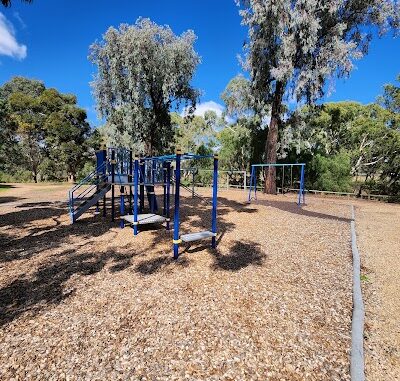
[0,77,100,183]
[1,10,399,201]
[170,74,400,200]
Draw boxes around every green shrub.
[0,169,33,183]
[309,153,352,192]
[76,161,95,182]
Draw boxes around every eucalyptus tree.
[378,74,400,129]
[0,77,92,182]
[90,18,201,156]
[237,0,399,193]
[220,75,265,169]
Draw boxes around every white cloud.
[182,100,224,118]
[0,12,27,60]
[13,12,27,29]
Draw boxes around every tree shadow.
[0,205,65,228]
[212,240,266,271]
[135,255,190,275]
[16,201,67,208]
[0,196,25,204]
[254,199,352,223]
[0,210,116,263]
[0,184,14,190]
[0,247,138,327]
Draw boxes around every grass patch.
[360,274,370,282]
[0,184,13,192]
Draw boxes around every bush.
[309,153,352,192]
[76,161,95,182]
[0,169,33,183]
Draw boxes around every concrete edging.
[350,205,365,381]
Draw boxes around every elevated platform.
[181,230,216,243]
[122,213,167,225]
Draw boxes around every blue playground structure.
[68,148,218,259]
[248,163,306,205]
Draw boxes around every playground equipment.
[68,148,218,259]
[248,163,306,205]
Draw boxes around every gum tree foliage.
[283,101,400,194]
[172,111,219,154]
[378,73,400,129]
[90,18,201,156]
[0,77,92,182]
[219,75,265,171]
[0,100,18,170]
[237,0,399,193]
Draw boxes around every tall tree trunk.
[264,81,284,194]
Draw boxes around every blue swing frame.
[248,163,306,206]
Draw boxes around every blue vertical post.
[120,186,125,228]
[139,159,145,213]
[150,159,156,213]
[111,149,115,221]
[133,158,139,235]
[248,165,254,202]
[173,149,182,259]
[95,148,107,217]
[129,151,133,214]
[255,167,258,200]
[163,162,167,216]
[166,161,171,231]
[211,154,219,248]
[302,164,306,205]
[298,164,305,206]
[95,150,104,214]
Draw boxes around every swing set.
[248,163,306,205]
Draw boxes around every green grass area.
[360,274,370,282]
[0,184,13,192]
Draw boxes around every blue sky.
[0,0,399,126]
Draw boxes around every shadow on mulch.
[16,201,67,208]
[0,206,117,263]
[0,184,14,190]
[212,240,266,271]
[0,196,25,204]
[255,199,352,223]
[0,192,262,325]
[0,247,140,327]
[135,256,190,275]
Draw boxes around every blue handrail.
[69,162,108,215]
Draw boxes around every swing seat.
[181,231,216,243]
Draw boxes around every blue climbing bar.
[248,165,255,202]
[298,163,305,206]
[211,154,219,248]
[139,159,145,213]
[166,161,171,231]
[133,158,139,235]
[120,186,125,228]
[163,162,167,216]
[173,149,182,259]
[111,149,115,221]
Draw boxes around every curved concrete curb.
[350,205,365,381]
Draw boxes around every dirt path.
[1,183,355,380]
[355,201,400,380]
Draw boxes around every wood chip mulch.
[0,184,354,380]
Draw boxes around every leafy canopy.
[238,0,399,106]
[90,18,200,155]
